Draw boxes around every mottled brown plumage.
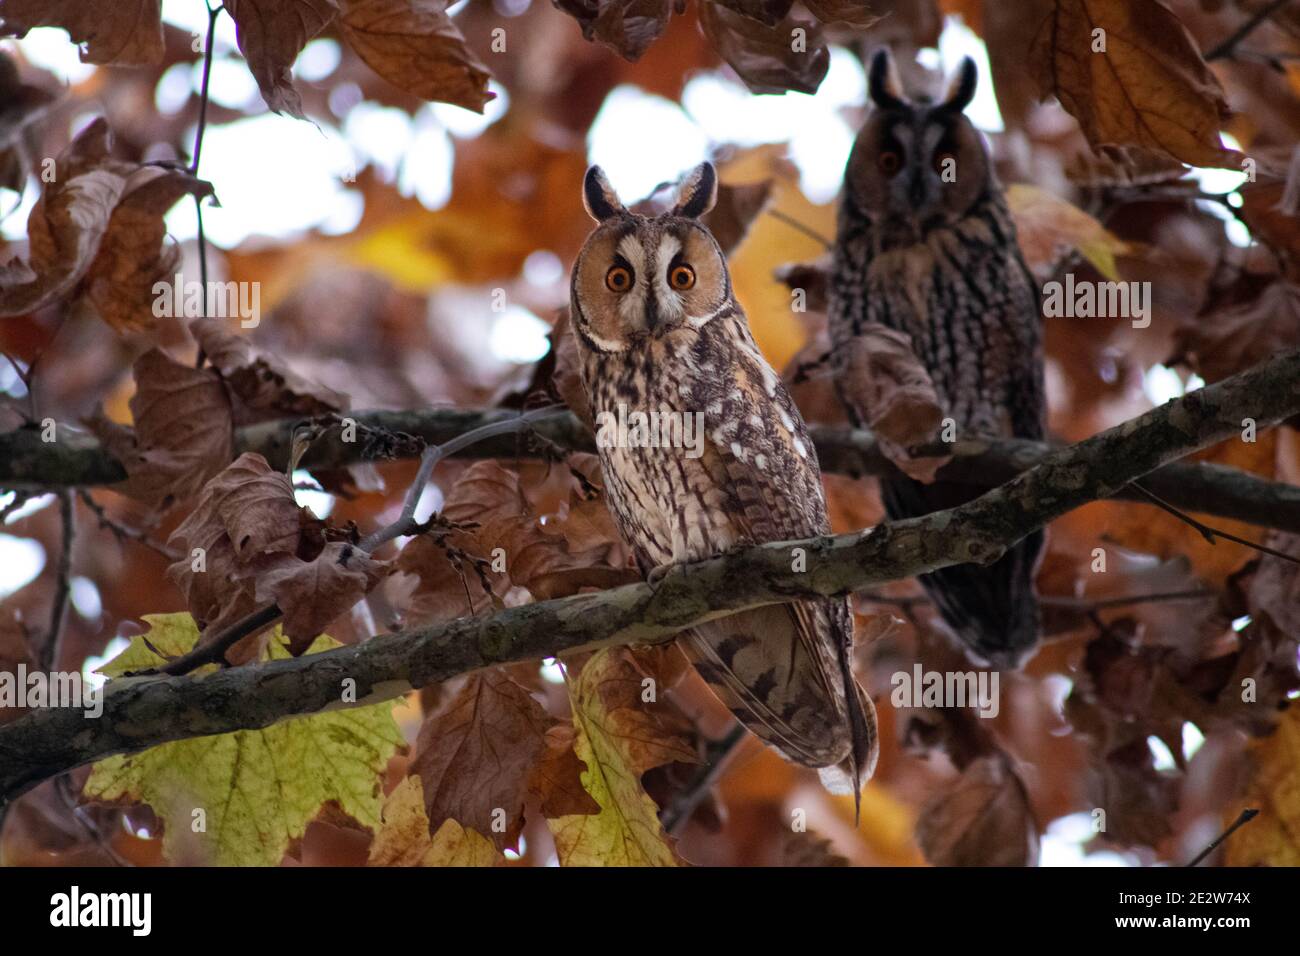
[571,162,877,798]
[829,51,1046,667]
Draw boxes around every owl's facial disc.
[847,53,990,246]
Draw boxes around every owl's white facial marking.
[615,233,650,330]
[654,234,687,325]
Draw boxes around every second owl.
[829,50,1047,668]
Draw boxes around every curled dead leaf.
[88,348,234,511]
[839,324,948,482]
[224,0,338,117]
[339,0,494,112]
[0,0,165,65]
[699,1,829,95]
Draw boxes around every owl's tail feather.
[880,475,1043,668]
[681,602,878,811]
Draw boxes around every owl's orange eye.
[878,151,902,176]
[669,265,696,290]
[605,265,633,293]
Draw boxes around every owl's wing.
[681,357,877,797]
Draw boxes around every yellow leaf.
[546,649,685,866]
[1226,707,1300,866]
[84,614,403,866]
[368,777,503,866]
[1007,183,1130,280]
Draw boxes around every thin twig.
[38,491,74,673]
[766,208,833,249]
[76,489,181,560]
[1206,0,1292,61]
[191,1,223,367]
[1040,589,1217,611]
[55,774,131,867]
[661,724,748,835]
[1130,482,1300,565]
[358,404,564,553]
[1186,807,1258,866]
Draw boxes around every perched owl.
[828,50,1046,668]
[571,162,877,801]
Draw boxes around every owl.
[571,162,877,801]
[828,50,1046,668]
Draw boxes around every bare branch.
[2,409,1299,533]
[1,347,1297,804]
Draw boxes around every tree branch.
[2,347,1298,804]
[3,407,1299,532]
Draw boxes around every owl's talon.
[645,563,675,592]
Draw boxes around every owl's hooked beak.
[642,290,662,333]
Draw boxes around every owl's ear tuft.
[939,56,978,113]
[868,48,907,111]
[583,165,625,221]
[672,161,718,219]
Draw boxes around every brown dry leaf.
[1030,0,1240,168]
[190,318,348,422]
[840,324,948,482]
[410,667,558,851]
[339,0,493,112]
[368,776,503,866]
[548,309,593,430]
[553,0,674,62]
[1225,706,1300,866]
[0,118,134,317]
[529,724,602,817]
[0,0,165,65]
[801,0,880,27]
[82,167,214,333]
[0,52,59,193]
[256,541,387,653]
[774,255,831,314]
[699,1,829,95]
[1095,431,1281,587]
[166,453,314,635]
[1170,279,1300,385]
[1240,181,1300,283]
[713,0,794,26]
[915,754,1039,866]
[1006,183,1131,281]
[224,0,338,117]
[780,829,851,866]
[1249,533,1300,638]
[88,348,234,511]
